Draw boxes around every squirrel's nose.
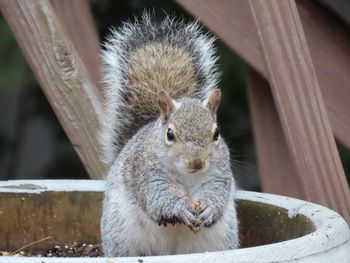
[187,159,206,172]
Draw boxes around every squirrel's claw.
[195,199,216,227]
[173,198,197,230]
[182,205,197,226]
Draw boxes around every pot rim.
[0,179,349,262]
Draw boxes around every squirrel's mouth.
[185,159,208,174]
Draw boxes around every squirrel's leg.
[140,175,198,230]
[193,175,232,227]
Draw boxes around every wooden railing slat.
[248,0,350,222]
[51,0,103,100]
[247,68,304,198]
[0,0,107,179]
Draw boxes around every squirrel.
[99,13,239,257]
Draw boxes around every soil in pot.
[0,242,101,257]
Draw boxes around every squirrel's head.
[157,89,221,174]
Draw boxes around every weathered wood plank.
[176,0,350,150]
[249,0,350,222]
[247,68,303,198]
[51,0,103,100]
[297,0,350,149]
[0,0,107,179]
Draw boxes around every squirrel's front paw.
[174,198,197,230]
[194,199,216,227]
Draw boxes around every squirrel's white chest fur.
[102,163,239,256]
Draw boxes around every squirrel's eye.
[167,128,175,141]
[213,128,219,141]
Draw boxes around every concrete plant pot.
[0,180,349,262]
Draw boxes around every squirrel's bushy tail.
[100,12,219,164]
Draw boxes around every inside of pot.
[236,199,315,247]
[0,190,315,253]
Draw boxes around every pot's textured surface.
[0,181,103,251]
[0,180,349,262]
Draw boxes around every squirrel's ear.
[158,90,175,124]
[204,89,221,117]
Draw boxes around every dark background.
[0,0,349,191]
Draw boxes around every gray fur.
[100,14,238,257]
[101,100,239,256]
